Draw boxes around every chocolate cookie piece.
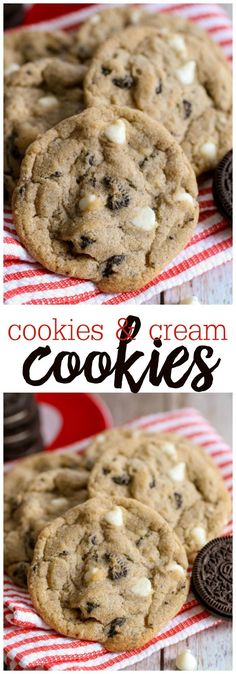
[192,536,232,619]
[213,150,232,221]
[28,497,189,651]
[13,105,198,292]
[85,25,232,175]
[4,29,74,73]
[87,429,231,562]
[4,452,88,587]
[4,393,42,461]
[4,57,86,201]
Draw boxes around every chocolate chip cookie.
[4,29,74,74]
[13,105,198,292]
[87,430,231,562]
[4,57,86,201]
[85,25,232,175]
[28,497,189,651]
[4,452,88,587]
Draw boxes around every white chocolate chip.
[79,194,99,211]
[96,433,105,443]
[175,190,194,204]
[104,119,126,144]
[104,506,123,527]
[168,34,186,54]
[181,296,200,305]
[51,497,67,508]
[176,61,196,85]
[161,441,177,458]
[191,526,206,547]
[90,13,100,24]
[84,566,104,583]
[200,141,217,159]
[168,561,186,577]
[131,430,141,438]
[5,62,20,76]
[131,207,156,231]
[131,577,152,597]
[130,10,142,24]
[38,95,58,108]
[168,462,185,481]
[176,650,197,671]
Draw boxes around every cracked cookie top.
[84,25,232,175]
[4,57,86,201]
[28,496,189,651]
[87,430,231,562]
[4,452,88,587]
[13,105,198,292]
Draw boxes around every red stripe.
[4,277,93,301]
[207,23,232,34]
[26,289,100,305]
[217,459,232,469]
[187,220,229,244]
[210,448,230,458]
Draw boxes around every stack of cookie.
[4,6,232,292]
[4,427,231,651]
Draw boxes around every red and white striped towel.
[4,3,232,305]
[4,407,232,670]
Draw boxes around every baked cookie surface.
[4,452,88,587]
[72,7,210,62]
[87,430,231,562]
[4,57,85,200]
[28,497,189,651]
[4,30,74,73]
[85,25,232,175]
[13,105,198,292]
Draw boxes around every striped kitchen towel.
[4,3,232,304]
[4,407,232,670]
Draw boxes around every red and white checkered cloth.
[4,3,232,304]
[4,407,232,670]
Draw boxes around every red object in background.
[22,3,94,26]
[35,393,112,451]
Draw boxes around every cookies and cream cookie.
[84,25,232,175]
[4,29,74,74]
[72,7,214,62]
[4,452,88,587]
[13,105,198,292]
[87,430,231,562]
[28,497,189,650]
[4,57,86,200]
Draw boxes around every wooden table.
[100,393,232,670]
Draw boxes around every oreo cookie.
[192,536,232,619]
[213,150,232,222]
[4,393,43,461]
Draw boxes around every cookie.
[72,6,150,62]
[192,536,232,619]
[4,451,88,587]
[4,57,86,201]
[72,7,214,62]
[87,430,231,562]
[28,497,189,651]
[13,105,198,292]
[84,25,232,175]
[4,29,74,74]
[4,393,42,461]
[213,150,232,221]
